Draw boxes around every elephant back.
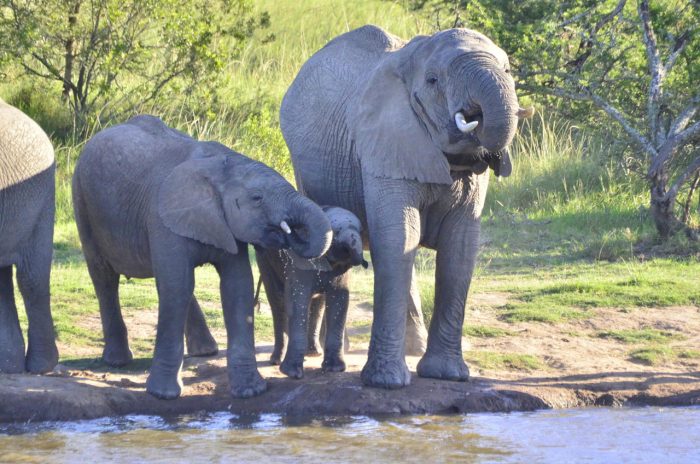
[0,102,54,191]
[280,25,401,213]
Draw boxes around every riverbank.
[2,301,699,423]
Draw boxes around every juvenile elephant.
[256,206,367,378]
[72,115,332,399]
[0,100,59,374]
[281,26,532,388]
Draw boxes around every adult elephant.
[281,26,532,388]
[0,100,59,374]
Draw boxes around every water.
[0,407,698,463]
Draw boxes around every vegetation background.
[0,0,698,371]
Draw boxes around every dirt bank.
[1,302,699,423]
[1,348,699,423]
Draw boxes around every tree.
[0,0,269,130]
[409,0,699,240]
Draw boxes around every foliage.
[0,0,269,131]
[409,0,700,240]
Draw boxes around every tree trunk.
[62,2,81,100]
[649,172,681,240]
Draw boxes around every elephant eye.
[426,75,438,85]
[250,193,263,203]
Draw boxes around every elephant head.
[323,206,368,269]
[158,146,332,259]
[286,205,367,272]
[351,28,532,184]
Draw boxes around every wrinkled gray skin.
[281,26,526,388]
[73,115,332,399]
[256,206,367,378]
[0,100,59,374]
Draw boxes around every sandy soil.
[1,299,699,423]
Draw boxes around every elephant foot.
[102,342,133,367]
[280,356,304,379]
[269,352,282,365]
[306,343,322,357]
[0,323,26,373]
[417,351,470,381]
[360,354,411,389]
[321,353,346,373]
[186,335,218,357]
[146,371,183,400]
[25,341,59,374]
[0,345,26,374]
[229,370,268,398]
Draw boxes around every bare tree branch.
[638,0,664,146]
[669,95,700,137]
[666,155,700,201]
[664,31,690,74]
[675,120,700,148]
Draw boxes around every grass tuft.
[464,351,542,371]
[463,325,513,338]
[597,328,682,344]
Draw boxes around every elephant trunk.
[470,67,518,153]
[281,194,333,259]
[451,57,519,153]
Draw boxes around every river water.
[0,407,698,463]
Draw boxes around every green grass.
[629,345,676,365]
[464,351,542,371]
[463,325,513,338]
[468,259,700,324]
[4,0,698,368]
[597,329,682,344]
[629,345,700,365]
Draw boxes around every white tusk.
[280,221,292,234]
[455,112,478,133]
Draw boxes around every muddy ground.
[1,301,699,423]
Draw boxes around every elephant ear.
[350,56,453,185]
[158,156,238,254]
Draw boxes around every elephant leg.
[280,273,313,379]
[185,296,218,357]
[417,215,478,382]
[16,220,58,374]
[361,178,420,389]
[306,294,324,356]
[322,278,349,373]
[267,280,287,365]
[84,250,132,367]
[405,267,428,356]
[256,250,286,365]
[146,256,194,400]
[0,266,25,373]
[217,250,267,398]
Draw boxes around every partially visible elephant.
[72,115,332,399]
[281,26,531,388]
[0,100,59,374]
[256,206,367,378]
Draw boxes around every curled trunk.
[283,194,333,259]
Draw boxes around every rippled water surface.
[1,407,698,463]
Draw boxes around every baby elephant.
[73,115,332,399]
[257,206,367,379]
[0,100,58,374]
